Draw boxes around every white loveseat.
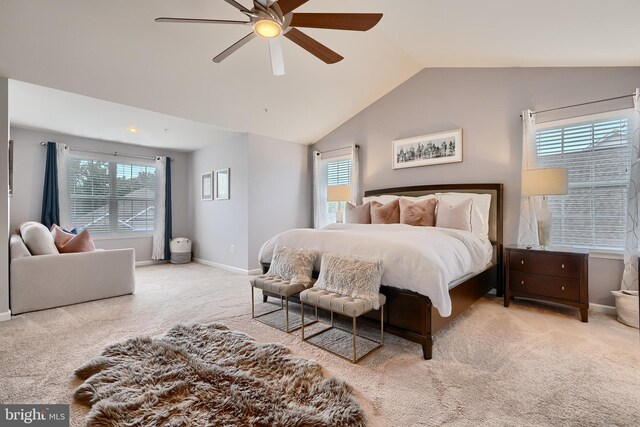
[10,234,136,315]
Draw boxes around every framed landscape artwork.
[392,129,463,169]
[201,172,213,201]
[215,168,230,200]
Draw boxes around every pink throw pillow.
[51,225,96,253]
[370,199,400,224]
[399,197,437,226]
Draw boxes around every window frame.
[67,154,157,238]
[533,108,634,252]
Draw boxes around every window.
[326,157,352,218]
[67,157,156,234]
[535,111,632,250]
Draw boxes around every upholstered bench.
[250,275,317,333]
[300,288,385,363]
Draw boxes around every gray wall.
[0,77,9,317]
[188,134,250,270]
[188,133,311,271]
[313,67,640,306]
[9,127,190,262]
[248,134,310,270]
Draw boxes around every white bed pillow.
[436,192,491,238]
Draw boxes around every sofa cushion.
[19,222,59,255]
[51,225,95,253]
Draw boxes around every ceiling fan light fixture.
[254,19,282,38]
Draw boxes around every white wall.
[188,134,250,270]
[248,134,310,270]
[188,133,311,272]
[9,127,190,262]
[0,77,9,319]
[313,67,640,306]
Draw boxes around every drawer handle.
[561,286,565,291]
[521,281,525,285]
[561,264,565,269]
[521,260,525,265]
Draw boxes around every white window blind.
[535,112,632,249]
[326,157,352,218]
[68,157,156,234]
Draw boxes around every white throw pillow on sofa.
[19,222,59,255]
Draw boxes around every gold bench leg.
[285,296,290,333]
[353,316,357,363]
[301,301,305,339]
[251,285,255,319]
[381,304,384,344]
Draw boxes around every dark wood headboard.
[364,183,504,248]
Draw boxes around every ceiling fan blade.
[284,28,343,64]
[290,13,383,31]
[213,32,257,63]
[155,17,250,25]
[277,0,309,15]
[224,0,252,14]
[269,38,286,76]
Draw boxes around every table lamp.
[522,168,569,247]
[327,185,351,223]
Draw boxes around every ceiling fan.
[155,0,383,76]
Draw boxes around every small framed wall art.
[392,129,462,169]
[215,168,230,200]
[201,172,213,201]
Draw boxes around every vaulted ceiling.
[1,0,639,148]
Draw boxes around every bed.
[259,183,504,360]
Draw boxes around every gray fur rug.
[74,323,365,426]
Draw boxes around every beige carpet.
[0,263,639,426]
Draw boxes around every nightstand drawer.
[509,250,579,278]
[510,270,580,301]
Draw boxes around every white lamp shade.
[522,168,569,196]
[327,185,351,202]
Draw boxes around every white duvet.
[258,223,493,317]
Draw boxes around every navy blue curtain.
[164,157,172,260]
[40,142,59,228]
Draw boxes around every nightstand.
[504,245,589,322]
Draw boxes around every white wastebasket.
[170,238,192,264]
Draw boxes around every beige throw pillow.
[19,222,59,255]
[370,199,400,224]
[399,197,437,226]
[345,202,371,224]
[435,198,473,232]
[266,246,316,285]
[315,253,383,309]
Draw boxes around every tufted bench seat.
[250,275,317,333]
[300,288,385,363]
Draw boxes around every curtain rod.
[526,92,637,117]
[315,144,359,156]
[40,142,175,162]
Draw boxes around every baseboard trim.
[135,260,168,267]
[589,303,617,316]
[0,309,12,322]
[194,258,261,275]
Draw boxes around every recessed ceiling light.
[128,127,138,133]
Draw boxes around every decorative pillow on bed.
[362,194,399,205]
[435,198,472,232]
[315,253,383,309]
[370,199,400,224]
[266,246,316,285]
[345,202,371,224]
[436,192,491,238]
[399,197,437,226]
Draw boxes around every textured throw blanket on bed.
[259,223,492,317]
